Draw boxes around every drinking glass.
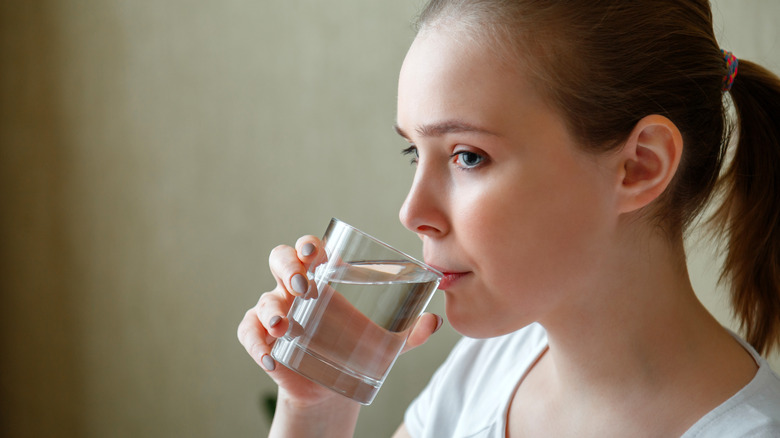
[271,218,442,405]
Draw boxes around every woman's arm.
[392,423,411,438]
[269,392,361,438]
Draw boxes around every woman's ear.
[616,115,683,214]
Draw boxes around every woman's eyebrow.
[394,120,499,140]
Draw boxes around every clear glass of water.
[271,218,442,405]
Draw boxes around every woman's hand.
[238,235,337,406]
[237,235,444,433]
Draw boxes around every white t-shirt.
[405,323,780,437]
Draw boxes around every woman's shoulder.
[683,339,780,437]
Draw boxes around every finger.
[269,244,310,297]
[295,235,325,268]
[237,307,275,370]
[295,236,328,299]
[255,291,293,339]
[403,313,444,353]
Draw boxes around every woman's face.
[396,28,621,337]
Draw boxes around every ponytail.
[710,60,780,355]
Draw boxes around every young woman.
[238,1,780,436]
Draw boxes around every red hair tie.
[721,49,738,92]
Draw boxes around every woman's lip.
[425,264,470,290]
[436,271,470,290]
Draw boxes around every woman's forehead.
[397,28,547,134]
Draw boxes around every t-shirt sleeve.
[403,337,469,437]
[402,324,549,438]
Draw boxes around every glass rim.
[329,217,443,279]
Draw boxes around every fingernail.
[269,315,282,328]
[291,274,308,295]
[261,354,276,371]
[301,243,315,257]
[434,315,444,333]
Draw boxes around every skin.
[239,24,759,438]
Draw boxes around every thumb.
[402,313,444,353]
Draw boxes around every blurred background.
[1,1,778,436]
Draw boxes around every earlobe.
[616,115,683,214]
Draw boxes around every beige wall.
[1,1,777,436]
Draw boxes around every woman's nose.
[399,168,448,238]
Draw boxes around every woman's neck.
[521,224,758,434]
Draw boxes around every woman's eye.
[452,150,486,169]
[401,145,418,165]
[402,145,419,164]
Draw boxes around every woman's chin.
[444,298,504,338]
[444,293,534,339]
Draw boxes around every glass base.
[271,337,381,405]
